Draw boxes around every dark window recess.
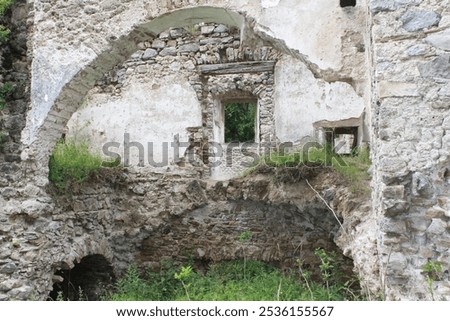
[224,102,256,143]
[340,0,356,7]
[325,127,358,154]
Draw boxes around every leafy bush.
[48,140,104,191]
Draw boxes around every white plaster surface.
[274,55,364,143]
[67,77,202,167]
[24,1,367,146]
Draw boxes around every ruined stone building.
[0,0,449,300]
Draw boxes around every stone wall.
[0,0,31,188]
[2,166,366,300]
[370,0,450,300]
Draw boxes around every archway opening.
[48,254,115,301]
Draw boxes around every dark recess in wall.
[340,0,356,7]
[48,255,115,301]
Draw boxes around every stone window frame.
[203,74,275,151]
[197,72,275,179]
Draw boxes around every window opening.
[340,0,356,7]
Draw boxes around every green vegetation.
[0,0,14,43]
[334,146,371,193]
[0,82,13,110]
[48,140,105,191]
[0,0,13,15]
[104,250,362,301]
[245,144,371,193]
[224,102,256,143]
[423,261,443,301]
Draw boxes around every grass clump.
[49,140,104,191]
[244,144,371,193]
[105,252,362,301]
[333,146,371,193]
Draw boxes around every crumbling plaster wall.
[23,0,370,177]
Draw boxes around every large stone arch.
[24,3,347,180]
[27,6,246,175]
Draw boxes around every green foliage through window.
[224,102,256,143]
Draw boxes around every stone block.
[159,47,177,57]
[418,54,450,79]
[379,81,419,98]
[152,39,165,49]
[400,10,441,32]
[407,217,432,232]
[142,48,157,60]
[0,262,17,274]
[388,252,408,273]
[426,206,447,219]
[179,43,200,53]
[169,28,184,39]
[370,0,421,13]
[382,185,405,199]
[427,219,447,234]
[412,172,434,197]
[159,31,169,40]
[426,29,450,51]
[201,26,215,35]
[214,24,229,33]
[383,199,410,217]
[7,286,33,300]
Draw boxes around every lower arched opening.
[48,254,115,301]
